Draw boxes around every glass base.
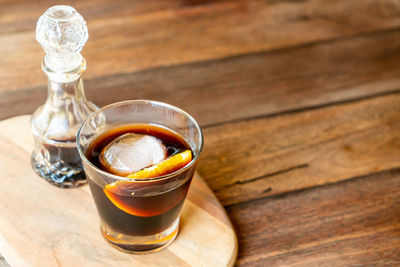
[31,154,87,188]
[100,217,180,254]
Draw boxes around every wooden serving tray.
[0,115,237,267]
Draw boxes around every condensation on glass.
[31,5,97,187]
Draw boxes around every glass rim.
[76,99,204,183]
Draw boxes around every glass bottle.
[31,5,97,188]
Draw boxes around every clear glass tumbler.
[77,100,203,253]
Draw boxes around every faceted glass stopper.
[36,5,88,70]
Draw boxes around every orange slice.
[103,150,193,216]
[127,150,192,179]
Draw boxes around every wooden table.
[1,0,400,266]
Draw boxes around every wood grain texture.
[228,167,400,266]
[1,0,400,265]
[200,92,400,206]
[2,28,400,125]
[0,116,237,267]
[2,0,400,94]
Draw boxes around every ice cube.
[99,133,167,176]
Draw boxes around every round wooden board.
[0,115,237,267]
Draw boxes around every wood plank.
[0,116,237,267]
[2,0,400,93]
[227,167,400,266]
[0,0,227,33]
[2,29,400,125]
[199,92,400,206]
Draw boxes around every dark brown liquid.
[31,139,85,187]
[43,142,81,165]
[86,124,195,236]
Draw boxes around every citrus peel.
[103,150,193,216]
[126,150,192,179]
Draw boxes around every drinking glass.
[77,100,203,253]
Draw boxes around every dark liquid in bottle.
[86,124,195,236]
[31,138,86,188]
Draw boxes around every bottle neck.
[42,55,86,83]
[47,76,86,105]
[43,55,87,105]
[31,54,97,142]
